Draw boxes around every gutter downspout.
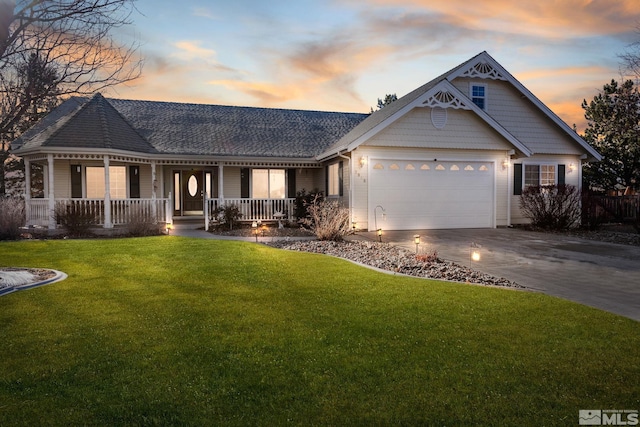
[337,151,352,226]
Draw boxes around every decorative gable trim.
[420,90,472,110]
[448,51,601,161]
[335,80,532,157]
[456,60,508,81]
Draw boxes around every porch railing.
[25,198,172,228]
[26,199,51,226]
[205,198,296,229]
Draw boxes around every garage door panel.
[369,160,493,230]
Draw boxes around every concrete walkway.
[172,224,640,322]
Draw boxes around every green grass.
[0,237,638,426]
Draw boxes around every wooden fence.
[592,195,639,221]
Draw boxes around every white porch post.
[47,154,55,229]
[151,161,157,199]
[218,162,224,201]
[151,161,157,221]
[204,192,209,231]
[24,158,31,225]
[103,155,112,228]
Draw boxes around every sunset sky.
[110,0,640,132]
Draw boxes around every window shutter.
[241,168,250,198]
[513,163,523,195]
[71,165,82,198]
[338,161,344,197]
[287,169,296,198]
[129,166,140,198]
[325,165,329,195]
[558,164,566,186]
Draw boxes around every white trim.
[519,162,561,187]
[218,163,224,200]
[506,153,512,226]
[450,58,508,81]
[47,154,55,229]
[103,156,112,228]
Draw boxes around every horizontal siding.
[139,164,153,198]
[223,167,242,198]
[364,107,512,151]
[294,169,318,194]
[53,161,72,198]
[351,149,369,230]
[452,77,584,155]
[510,155,584,224]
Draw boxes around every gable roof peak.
[447,51,508,81]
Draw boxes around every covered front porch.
[21,153,323,231]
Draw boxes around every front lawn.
[0,237,638,426]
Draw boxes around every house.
[12,51,601,232]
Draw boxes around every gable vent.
[431,107,447,129]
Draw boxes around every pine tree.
[581,79,640,192]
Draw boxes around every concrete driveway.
[357,228,640,322]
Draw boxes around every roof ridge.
[95,94,155,151]
[26,96,91,148]
[93,93,113,149]
[106,97,367,116]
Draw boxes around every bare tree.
[620,25,640,80]
[0,0,142,194]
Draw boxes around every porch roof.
[13,93,368,159]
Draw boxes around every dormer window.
[471,83,487,110]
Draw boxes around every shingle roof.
[14,93,157,154]
[107,99,368,158]
[14,94,369,159]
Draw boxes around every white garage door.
[368,160,494,230]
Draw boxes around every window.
[252,169,285,199]
[524,165,539,188]
[86,166,127,199]
[525,165,555,188]
[471,84,486,110]
[31,163,45,198]
[515,164,564,195]
[327,162,343,196]
[540,165,556,186]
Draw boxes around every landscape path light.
[470,242,481,262]
[252,221,258,242]
[374,205,386,234]
[377,228,383,242]
[414,234,420,254]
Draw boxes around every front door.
[177,170,204,215]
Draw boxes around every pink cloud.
[356,0,640,38]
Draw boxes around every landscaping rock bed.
[268,239,524,288]
[0,268,62,295]
[209,224,315,238]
